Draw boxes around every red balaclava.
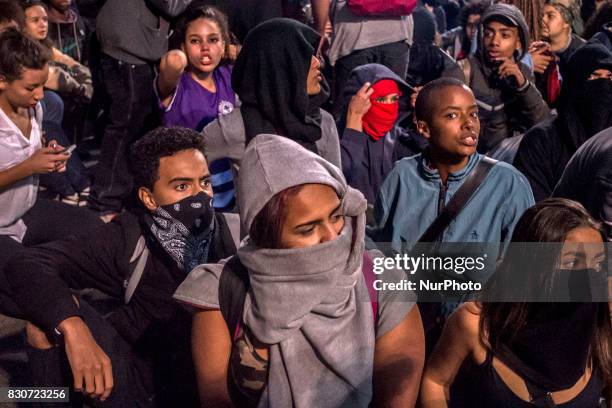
[362,79,400,141]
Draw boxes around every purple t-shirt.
[160,64,236,132]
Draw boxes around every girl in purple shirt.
[156,5,236,210]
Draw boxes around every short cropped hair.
[0,27,50,81]
[415,77,468,123]
[0,0,24,28]
[130,127,207,191]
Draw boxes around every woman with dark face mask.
[420,198,611,407]
[514,42,612,202]
[201,18,341,186]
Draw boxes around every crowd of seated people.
[0,0,610,406]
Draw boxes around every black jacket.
[534,34,585,106]
[4,211,238,346]
[591,23,612,52]
[341,128,427,204]
[513,119,571,202]
[553,127,612,241]
[515,42,612,202]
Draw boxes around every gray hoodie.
[174,134,414,407]
[202,106,341,191]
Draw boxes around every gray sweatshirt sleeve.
[173,261,225,311]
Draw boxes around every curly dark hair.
[129,127,206,191]
[0,27,50,81]
[460,0,491,29]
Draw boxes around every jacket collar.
[418,150,480,183]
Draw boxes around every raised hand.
[529,41,553,74]
[346,82,374,132]
[495,57,526,88]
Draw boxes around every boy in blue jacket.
[369,78,534,260]
[369,77,535,353]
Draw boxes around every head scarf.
[338,63,412,135]
[557,42,612,151]
[236,134,374,407]
[362,79,401,141]
[232,18,330,153]
[496,302,600,391]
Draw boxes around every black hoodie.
[553,127,612,241]
[232,18,330,154]
[338,63,427,204]
[514,42,612,201]
[591,22,612,51]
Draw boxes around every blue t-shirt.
[159,65,236,211]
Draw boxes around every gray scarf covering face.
[236,134,375,407]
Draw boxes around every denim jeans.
[333,41,411,117]
[39,120,91,196]
[41,90,65,127]
[88,54,159,213]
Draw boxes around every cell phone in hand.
[57,144,77,155]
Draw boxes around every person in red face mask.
[338,63,427,205]
[361,79,401,140]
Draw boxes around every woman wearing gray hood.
[174,134,424,407]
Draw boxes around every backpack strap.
[218,212,241,250]
[458,58,472,86]
[126,215,238,305]
[218,256,250,339]
[124,235,149,304]
[418,156,497,243]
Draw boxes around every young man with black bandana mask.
[514,42,612,202]
[2,127,240,407]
